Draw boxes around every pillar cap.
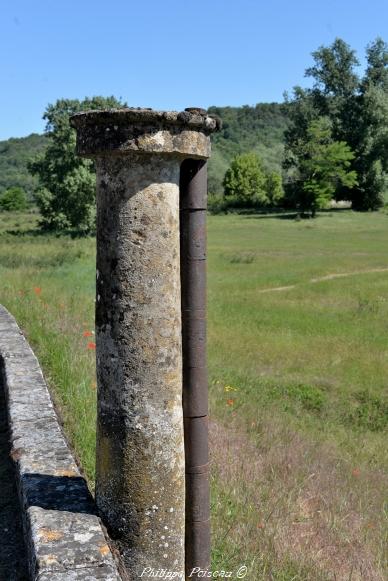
[70,108,221,160]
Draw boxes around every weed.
[284,382,326,413]
[228,252,256,264]
[347,390,388,432]
[356,296,380,314]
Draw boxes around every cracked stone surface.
[0,305,121,580]
[93,154,186,577]
[70,107,220,160]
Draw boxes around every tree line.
[214,37,388,216]
[0,37,387,228]
[283,37,388,215]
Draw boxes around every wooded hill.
[0,133,47,199]
[0,103,289,198]
[208,103,289,193]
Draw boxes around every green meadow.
[0,210,387,580]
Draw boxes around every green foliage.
[295,118,357,215]
[223,152,267,204]
[2,103,288,208]
[363,37,388,91]
[0,134,47,198]
[265,171,284,205]
[351,44,388,210]
[284,37,388,211]
[29,96,126,232]
[348,390,388,432]
[0,187,28,211]
[306,38,360,98]
[284,383,326,413]
[208,104,289,194]
[208,193,229,215]
[222,152,284,210]
[227,252,256,264]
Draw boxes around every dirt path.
[0,377,29,580]
[258,267,388,294]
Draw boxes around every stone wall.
[0,305,122,580]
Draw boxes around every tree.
[351,38,388,210]
[0,187,28,211]
[265,171,284,205]
[284,37,388,211]
[29,96,126,232]
[207,103,289,195]
[283,87,320,201]
[223,152,267,205]
[306,38,359,99]
[363,37,388,91]
[287,118,357,216]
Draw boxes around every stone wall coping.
[0,305,122,580]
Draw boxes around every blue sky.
[1,0,387,139]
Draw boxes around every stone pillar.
[70,109,218,579]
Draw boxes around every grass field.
[0,210,387,580]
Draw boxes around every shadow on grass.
[239,208,353,220]
[4,228,94,239]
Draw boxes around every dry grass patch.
[210,417,387,580]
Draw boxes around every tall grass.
[0,210,387,579]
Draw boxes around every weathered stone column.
[70,109,218,578]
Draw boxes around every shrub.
[223,152,267,205]
[0,187,28,212]
[208,193,229,215]
[265,171,284,205]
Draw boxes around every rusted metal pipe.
[180,158,210,577]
